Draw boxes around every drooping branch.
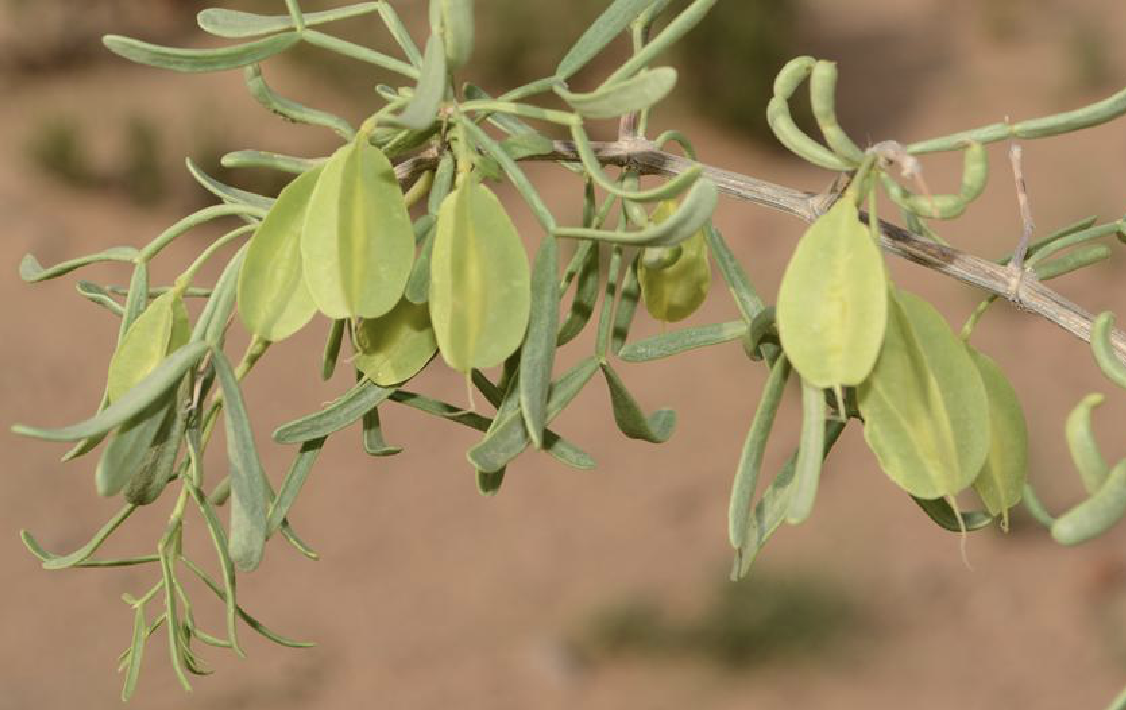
[392,138,1126,361]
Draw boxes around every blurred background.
[3,0,1126,707]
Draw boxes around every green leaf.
[729,355,790,550]
[237,167,322,342]
[430,177,531,373]
[267,438,326,536]
[637,200,711,322]
[192,246,247,345]
[244,65,354,140]
[106,288,188,403]
[705,225,767,322]
[103,32,299,73]
[911,496,994,532]
[19,247,138,283]
[1091,311,1126,389]
[467,357,599,472]
[197,3,381,38]
[555,177,717,243]
[13,341,208,442]
[1065,393,1110,494]
[186,158,275,212]
[611,258,641,354]
[321,318,346,381]
[498,132,556,161]
[619,321,745,362]
[437,0,474,70]
[362,405,402,456]
[302,139,415,319]
[557,240,600,346]
[405,222,436,304]
[555,0,653,79]
[1052,459,1126,545]
[121,607,148,701]
[124,389,187,505]
[353,299,438,386]
[520,237,561,449]
[394,34,447,130]
[858,290,991,500]
[777,197,887,389]
[787,377,826,524]
[557,67,677,119]
[969,348,1028,524]
[476,467,506,496]
[274,378,395,444]
[95,398,175,498]
[733,420,846,579]
[211,347,269,572]
[20,504,137,570]
[600,363,676,443]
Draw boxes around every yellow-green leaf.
[106,288,188,404]
[858,290,990,500]
[430,177,531,372]
[776,198,887,388]
[637,200,711,322]
[237,167,322,341]
[968,348,1028,524]
[302,140,414,319]
[354,298,439,386]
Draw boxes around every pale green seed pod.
[637,200,711,322]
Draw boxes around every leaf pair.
[238,138,415,340]
[637,200,712,322]
[860,289,1027,520]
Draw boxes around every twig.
[392,138,1126,362]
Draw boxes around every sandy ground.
[3,1,1126,708]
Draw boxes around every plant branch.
[392,138,1126,361]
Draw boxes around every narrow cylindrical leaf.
[619,321,746,362]
[438,0,474,70]
[267,438,326,536]
[395,34,447,130]
[520,236,561,449]
[198,3,381,38]
[210,347,269,572]
[103,33,299,73]
[19,247,138,283]
[600,363,676,443]
[1052,460,1126,545]
[729,355,790,550]
[787,377,826,524]
[556,67,677,119]
[467,357,599,472]
[1065,393,1109,494]
[555,0,652,79]
[274,378,395,444]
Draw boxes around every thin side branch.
[393,138,1126,362]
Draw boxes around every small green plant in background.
[26,116,99,189]
[10,0,1126,705]
[572,572,859,670]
